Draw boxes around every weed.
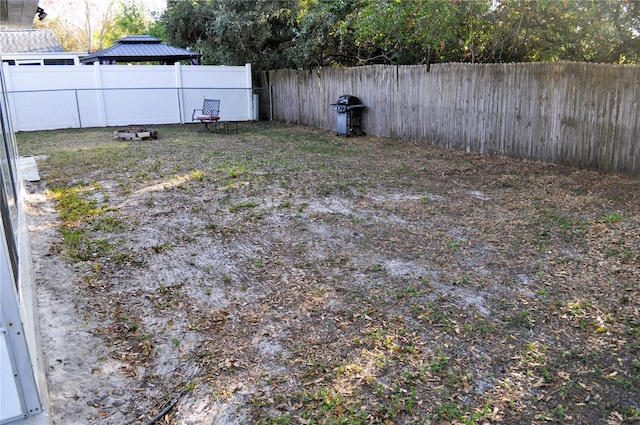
[530,202,588,242]
[505,310,535,329]
[290,387,367,424]
[464,322,496,338]
[499,174,521,188]
[261,415,291,424]
[229,201,258,212]
[430,346,450,373]
[370,263,384,272]
[395,285,420,299]
[622,407,640,419]
[448,239,461,252]
[151,242,171,253]
[420,276,432,285]
[552,404,566,420]
[48,186,99,220]
[567,299,591,316]
[599,211,623,223]
[421,308,454,332]
[95,215,124,232]
[454,274,469,285]
[302,140,346,156]
[227,165,247,178]
[434,402,463,421]
[190,169,206,181]
[349,214,369,223]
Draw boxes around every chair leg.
[199,122,213,132]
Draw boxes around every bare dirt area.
[18,122,639,424]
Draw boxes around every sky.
[142,0,167,13]
[37,0,167,22]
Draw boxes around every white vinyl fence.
[2,62,254,131]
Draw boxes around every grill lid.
[336,95,362,105]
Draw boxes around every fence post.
[245,64,253,119]
[2,62,20,132]
[92,63,108,127]
[174,62,185,124]
[269,85,273,121]
[74,90,82,128]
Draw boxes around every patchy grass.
[18,122,640,424]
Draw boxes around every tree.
[489,0,640,63]
[160,0,640,68]
[104,0,153,46]
[35,0,167,53]
[341,0,494,64]
[34,16,86,52]
[162,0,301,69]
[282,0,362,68]
[88,0,118,51]
[161,0,210,53]
[33,0,118,52]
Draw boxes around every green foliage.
[104,0,152,47]
[490,0,640,63]
[345,0,493,64]
[163,0,299,69]
[161,0,640,67]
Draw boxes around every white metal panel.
[0,57,47,425]
[0,177,42,425]
[0,332,23,422]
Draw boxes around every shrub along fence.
[257,62,639,177]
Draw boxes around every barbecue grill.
[331,95,366,137]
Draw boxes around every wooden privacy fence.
[259,63,640,177]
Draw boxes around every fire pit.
[114,128,158,141]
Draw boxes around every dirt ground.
[19,122,639,424]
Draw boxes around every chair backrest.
[203,99,220,116]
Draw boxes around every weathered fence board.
[262,62,640,177]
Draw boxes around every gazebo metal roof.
[80,35,200,65]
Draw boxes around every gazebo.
[80,35,201,65]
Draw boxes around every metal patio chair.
[192,99,221,132]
